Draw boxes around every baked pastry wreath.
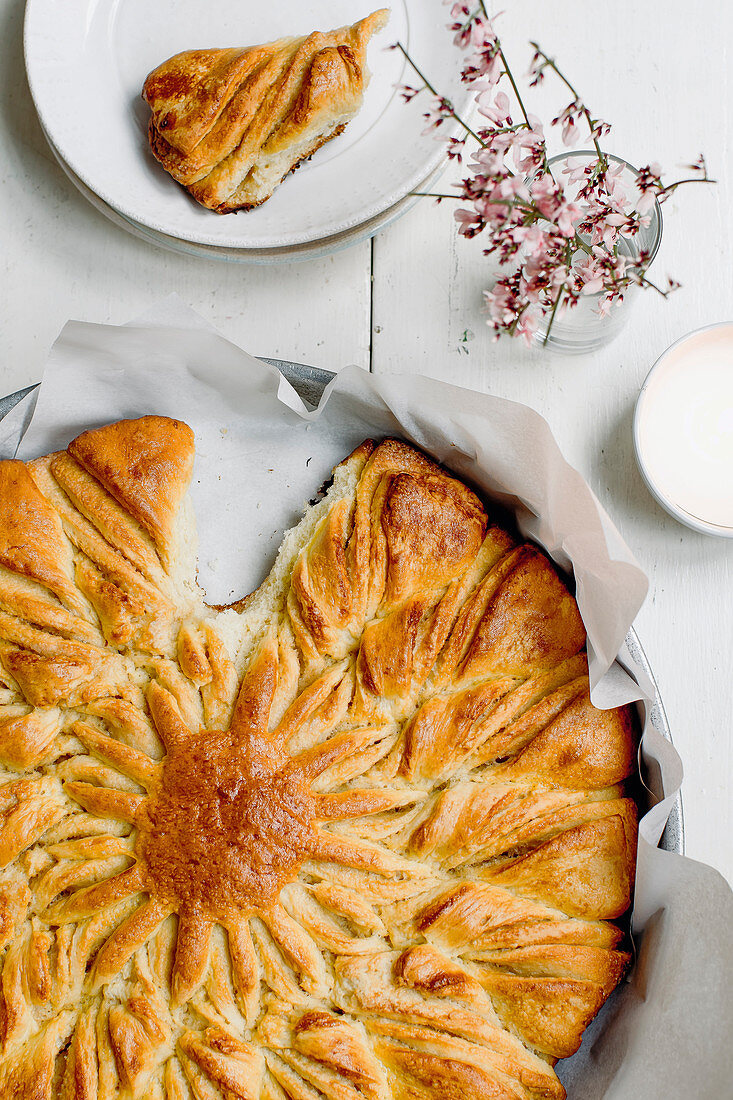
[143,10,389,212]
[0,417,637,1100]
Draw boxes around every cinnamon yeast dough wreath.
[0,417,637,1100]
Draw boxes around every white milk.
[636,325,733,529]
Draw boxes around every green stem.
[411,192,536,217]
[660,174,716,195]
[529,43,608,170]
[637,274,675,298]
[394,42,485,146]
[477,1,538,135]
[499,53,532,128]
[543,283,566,345]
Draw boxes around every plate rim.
[39,117,447,263]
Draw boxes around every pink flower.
[562,163,587,185]
[556,200,582,237]
[421,96,453,137]
[477,88,511,124]
[469,17,497,50]
[403,5,708,340]
[497,174,529,200]
[636,190,657,215]
[454,208,482,236]
[528,174,562,219]
[511,128,546,172]
[516,304,543,344]
[484,283,516,324]
[600,223,620,248]
[523,224,550,258]
[607,176,628,208]
[576,258,605,295]
[562,118,581,146]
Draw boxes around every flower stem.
[637,274,675,298]
[476,0,538,135]
[529,43,608,170]
[543,284,566,345]
[660,174,716,195]
[394,42,485,146]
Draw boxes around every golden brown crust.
[0,460,80,612]
[0,423,638,1100]
[142,10,389,212]
[67,415,194,567]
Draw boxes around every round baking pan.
[0,365,683,855]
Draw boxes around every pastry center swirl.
[137,729,316,918]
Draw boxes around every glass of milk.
[634,324,733,536]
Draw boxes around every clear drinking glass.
[533,151,663,355]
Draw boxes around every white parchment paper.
[3,298,731,1098]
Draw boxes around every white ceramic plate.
[39,116,448,264]
[24,0,467,250]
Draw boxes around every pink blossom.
[600,223,620,248]
[528,175,561,219]
[477,88,511,124]
[454,208,482,236]
[516,304,543,345]
[497,174,529,200]
[576,258,605,295]
[562,164,587,185]
[523,225,550,258]
[562,118,581,146]
[469,17,497,49]
[406,6,708,341]
[607,175,628,208]
[421,96,453,137]
[556,200,582,237]
[484,283,516,325]
[511,128,545,172]
[636,190,657,215]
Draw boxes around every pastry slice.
[142,9,389,213]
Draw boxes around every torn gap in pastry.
[57,752,146,796]
[308,469,335,507]
[50,1031,76,1098]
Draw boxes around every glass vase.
[534,152,663,355]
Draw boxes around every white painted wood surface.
[1,0,731,885]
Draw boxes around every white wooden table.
[1,0,731,885]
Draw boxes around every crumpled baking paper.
[2,297,731,1098]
